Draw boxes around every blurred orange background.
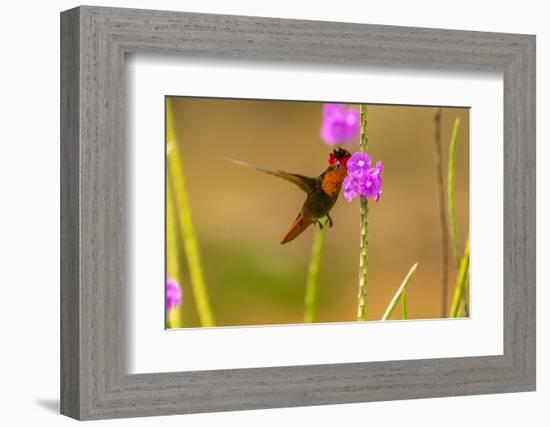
[167,97,469,327]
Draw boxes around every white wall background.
[0,0,546,425]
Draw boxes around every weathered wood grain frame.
[60,5,536,420]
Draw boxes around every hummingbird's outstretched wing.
[228,158,318,194]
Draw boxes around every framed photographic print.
[60,5,536,420]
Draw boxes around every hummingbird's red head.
[328,148,351,169]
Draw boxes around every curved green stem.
[447,118,461,268]
[166,98,215,327]
[402,289,408,320]
[304,219,328,323]
[458,275,470,317]
[450,235,470,318]
[382,263,418,320]
[166,175,184,328]
[433,108,449,318]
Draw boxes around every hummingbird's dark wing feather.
[228,158,319,194]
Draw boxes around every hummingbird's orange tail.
[280,213,313,244]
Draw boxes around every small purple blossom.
[166,278,182,313]
[343,152,384,202]
[320,104,360,145]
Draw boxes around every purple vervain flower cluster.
[320,104,360,145]
[343,152,384,202]
[166,278,182,313]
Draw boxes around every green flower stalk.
[433,108,450,318]
[450,235,470,318]
[447,118,461,268]
[166,180,184,328]
[357,105,369,321]
[402,289,408,320]
[306,103,366,324]
[322,104,383,321]
[446,117,470,317]
[382,263,418,321]
[304,218,328,323]
[458,276,470,317]
[166,99,215,327]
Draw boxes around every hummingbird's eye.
[335,161,341,169]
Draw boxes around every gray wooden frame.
[60,5,536,420]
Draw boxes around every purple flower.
[166,278,182,312]
[343,152,384,202]
[320,104,360,145]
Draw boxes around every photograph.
[165,97,470,329]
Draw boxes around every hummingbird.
[230,148,352,244]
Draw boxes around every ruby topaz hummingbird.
[230,148,352,244]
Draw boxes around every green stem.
[402,289,408,320]
[166,175,184,328]
[433,108,449,318]
[304,219,328,323]
[450,235,470,318]
[458,275,470,317]
[382,263,418,320]
[167,178,181,285]
[166,99,215,327]
[357,104,369,321]
[447,118,461,268]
